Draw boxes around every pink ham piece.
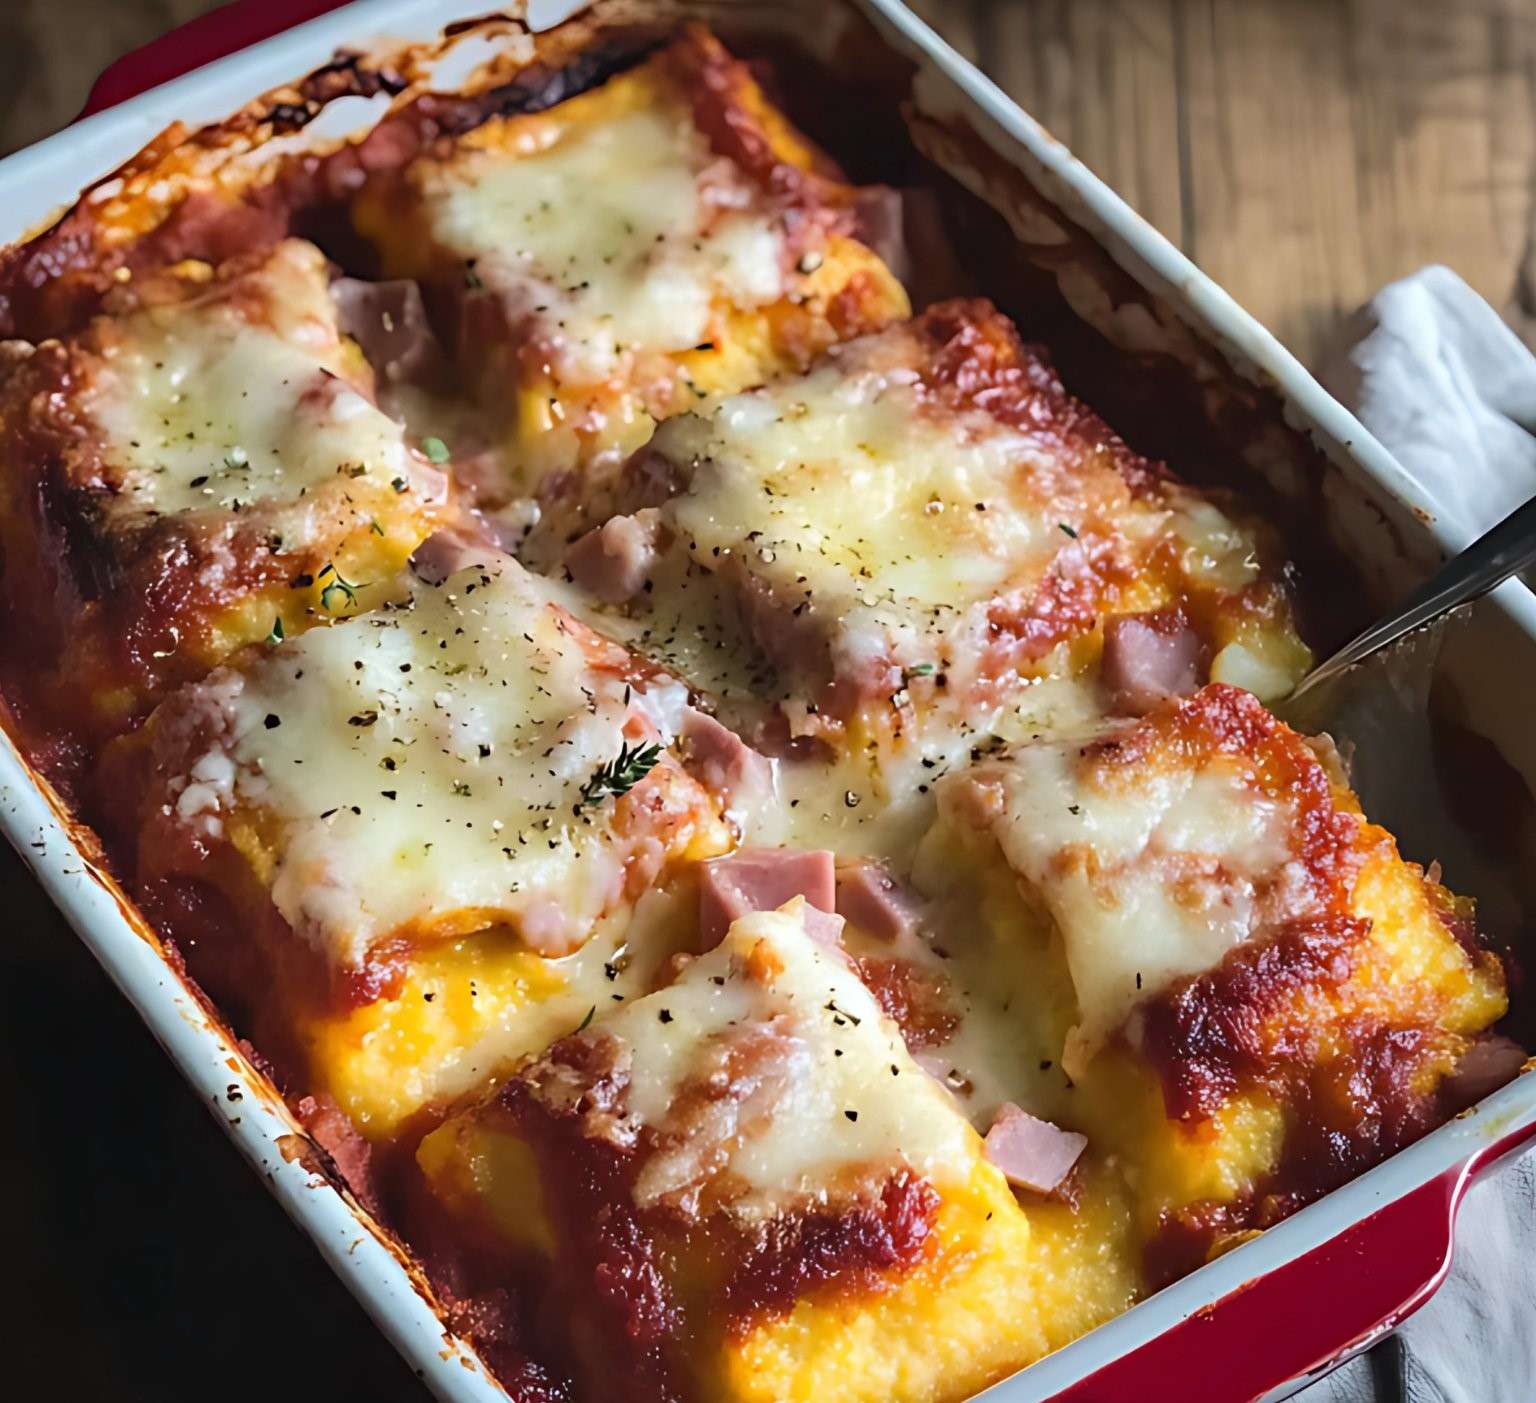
[698,848,837,951]
[983,1102,1087,1195]
[450,448,533,517]
[836,859,921,944]
[564,511,662,603]
[1442,1034,1526,1112]
[800,904,849,951]
[852,186,910,286]
[681,709,773,819]
[410,528,503,584]
[330,277,448,388]
[1101,609,1206,716]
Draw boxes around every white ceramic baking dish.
[4,2,1535,1399]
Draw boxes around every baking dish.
[4,1,1535,1399]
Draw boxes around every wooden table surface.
[2,1,1530,1398]
[909,0,1536,362]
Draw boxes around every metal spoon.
[1285,494,1536,706]
[1273,493,1536,943]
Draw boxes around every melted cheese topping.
[161,553,707,970]
[594,902,971,1221]
[660,363,1061,672]
[86,240,439,526]
[419,93,784,385]
[613,316,1293,744]
[920,723,1313,1077]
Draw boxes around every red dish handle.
[79,0,350,119]
[1051,1121,1536,1402]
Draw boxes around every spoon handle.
[1293,494,1536,700]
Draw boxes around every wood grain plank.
[0,0,219,156]
[916,0,1536,366]
[1186,0,1536,358]
[979,0,1185,252]
[1345,3,1536,301]
[1174,0,1373,358]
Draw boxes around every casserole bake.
[4,2,1535,1400]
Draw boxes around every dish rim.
[2,3,1534,1400]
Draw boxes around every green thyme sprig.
[577,741,662,811]
[317,563,363,612]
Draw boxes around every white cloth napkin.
[1318,265,1536,541]
[1297,267,1536,1401]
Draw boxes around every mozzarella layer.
[420,95,785,385]
[87,240,439,526]
[158,553,708,970]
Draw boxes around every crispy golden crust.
[921,683,1510,1291]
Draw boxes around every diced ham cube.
[698,848,836,950]
[1100,609,1206,716]
[681,708,773,821]
[1442,1035,1526,1111]
[330,277,447,388]
[836,860,921,944]
[564,511,662,603]
[410,528,502,584]
[983,1102,1087,1195]
[800,904,849,951]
